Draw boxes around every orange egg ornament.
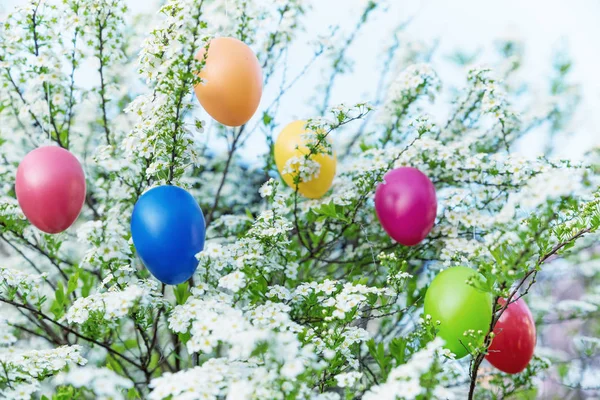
[194,37,263,127]
[274,120,337,199]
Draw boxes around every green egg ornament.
[424,266,493,359]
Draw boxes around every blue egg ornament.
[131,185,206,285]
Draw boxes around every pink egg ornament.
[374,167,437,246]
[16,146,86,234]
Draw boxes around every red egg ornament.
[486,298,536,374]
[16,146,86,234]
[374,167,437,246]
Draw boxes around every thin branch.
[467,225,594,399]
[318,2,377,114]
[0,297,145,370]
[0,235,57,291]
[97,12,112,145]
[205,125,245,227]
[166,2,205,184]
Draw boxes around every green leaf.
[389,337,407,365]
[55,281,65,305]
[67,269,80,294]
[127,387,142,399]
[313,202,350,223]
[507,389,538,400]
[174,283,191,305]
[262,112,273,127]
[367,339,392,379]
[80,271,94,297]
[50,281,68,319]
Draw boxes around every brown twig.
[467,226,594,399]
[0,297,145,370]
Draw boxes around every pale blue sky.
[3,0,599,161]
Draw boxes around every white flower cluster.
[409,114,439,136]
[204,0,305,60]
[149,358,248,400]
[301,129,334,157]
[0,266,46,304]
[65,284,156,324]
[137,0,207,86]
[363,338,454,400]
[74,0,126,59]
[444,66,521,144]
[335,371,363,388]
[563,358,600,390]
[120,0,210,185]
[196,194,294,290]
[77,210,133,274]
[0,316,17,346]
[474,68,521,137]
[54,366,134,400]
[285,280,393,320]
[283,156,322,183]
[169,295,302,355]
[502,167,585,212]
[247,301,301,332]
[161,295,321,399]
[394,63,441,96]
[0,345,87,399]
[383,63,441,119]
[150,356,317,400]
[12,345,86,376]
[0,198,23,220]
[218,270,248,293]
[313,326,371,368]
[480,77,508,115]
[573,336,600,356]
[266,281,392,366]
[211,214,254,233]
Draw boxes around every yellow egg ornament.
[274,120,337,199]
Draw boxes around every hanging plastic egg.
[424,266,494,359]
[16,146,86,234]
[375,167,437,246]
[194,37,263,127]
[486,298,536,374]
[274,120,336,199]
[131,186,206,285]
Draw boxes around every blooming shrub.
[0,0,599,399]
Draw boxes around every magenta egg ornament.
[374,167,437,246]
[16,146,86,234]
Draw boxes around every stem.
[30,2,65,147]
[2,68,50,138]
[61,25,79,143]
[0,223,71,282]
[166,2,205,184]
[0,297,145,370]
[318,2,376,114]
[31,2,41,56]
[0,235,57,290]
[97,12,112,145]
[205,125,245,227]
